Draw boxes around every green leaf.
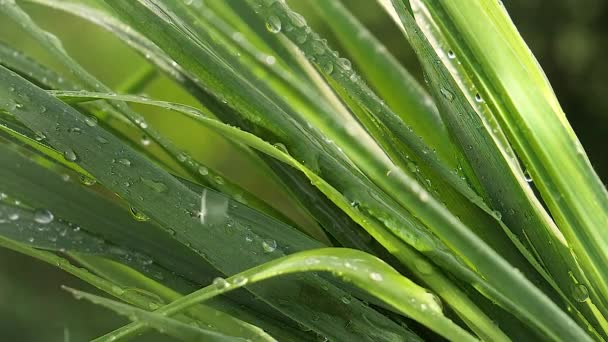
[0,65,416,342]
[63,286,251,342]
[93,248,473,342]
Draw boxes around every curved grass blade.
[391,0,607,336]
[51,90,512,341]
[63,286,251,342]
[0,67,416,342]
[94,248,474,342]
[0,235,268,341]
[385,1,595,340]
[415,0,608,317]
[312,0,454,166]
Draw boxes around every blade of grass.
[0,67,417,342]
[93,248,474,342]
[52,90,514,341]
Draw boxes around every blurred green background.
[0,0,606,340]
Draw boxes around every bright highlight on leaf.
[0,0,605,341]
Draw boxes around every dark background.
[0,1,605,340]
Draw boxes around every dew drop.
[117,158,131,167]
[212,277,230,289]
[265,55,276,65]
[265,15,282,33]
[141,135,151,146]
[273,143,289,154]
[33,209,54,224]
[493,210,502,220]
[311,40,325,55]
[130,207,149,222]
[80,175,96,186]
[232,276,248,286]
[337,57,352,71]
[295,30,308,44]
[475,93,483,103]
[288,11,306,28]
[85,116,98,127]
[447,50,455,59]
[8,213,19,221]
[198,166,209,176]
[573,284,589,302]
[369,272,383,281]
[439,88,454,101]
[262,239,277,253]
[63,149,78,162]
[523,169,533,183]
[96,136,109,144]
[414,259,434,275]
[140,177,168,193]
[321,61,334,74]
[340,296,351,304]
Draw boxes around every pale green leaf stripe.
[400,0,606,336]
[388,1,593,340]
[92,248,476,342]
[432,0,608,311]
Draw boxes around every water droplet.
[266,16,282,33]
[295,30,308,44]
[493,210,502,220]
[273,143,289,154]
[321,61,334,74]
[212,277,230,289]
[265,55,276,65]
[177,152,188,162]
[475,93,483,103]
[141,135,151,146]
[68,127,82,134]
[232,276,248,286]
[85,116,98,127]
[311,40,325,55]
[63,149,78,162]
[8,213,19,221]
[369,272,383,281]
[573,284,589,302]
[111,286,125,295]
[262,239,277,253]
[80,175,96,186]
[523,169,533,183]
[414,259,434,275]
[117,158,131,167]
[140,177,168,193]
[96,136,109,144]
[440,88,454,101]
[33,209,54,224]
[288,11,306,28]
[337,58,352,71]
[198,166,209,176]
[447,50,455,59]
[340,296,351,304]
[130,207,149,222]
